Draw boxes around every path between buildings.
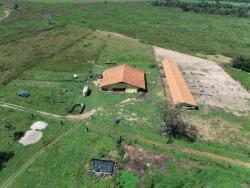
[0,10,11,22]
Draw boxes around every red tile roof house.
[100,64,146,93]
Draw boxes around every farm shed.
[100,64,146,92]
[90,158,116,175]
[162,59,198,109]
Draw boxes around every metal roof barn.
[162,59,197,109]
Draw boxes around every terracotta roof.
[100,64,146,89]
[162,59,197,108]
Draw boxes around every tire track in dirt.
[0,105,102,188]
[0,102,102,121]
[0,10,11,22]
[0,124,82,188]
[1,101,250,170]
[1,100,250,187]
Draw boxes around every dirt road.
[1,101,250,170]
[0,10,11,22]
[1,99,250,187]
[0,102,102,121]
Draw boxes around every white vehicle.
[82,85,89,96]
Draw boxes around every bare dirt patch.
[30,121,48,130]
[93,79,101,87]
[0,10,11,22]
[123,145,172,175]
[154,46,250,113]
[66,107,103,121]
[115,98,138,107]
[19,130,43,146]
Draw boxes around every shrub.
[152,0,250,18]
[232,55,250,72]
[0,151,14,171]
[157,102,197,142]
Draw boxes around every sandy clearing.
[19,130,43,146]
[154,46,250,113]
[30,121,48,130]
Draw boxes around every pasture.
[0,1,250,187]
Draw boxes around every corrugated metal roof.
[100,64,146,89]
[162,59,197,108]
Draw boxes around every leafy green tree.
[157,102,197,142]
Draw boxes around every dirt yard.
[123,145,172,175]
[154,46,250,113]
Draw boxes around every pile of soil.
[123,145,171,175]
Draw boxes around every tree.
[1,120,15,138]
[236,56,250,72]
[13,3,19,10]
[0,151,14,171]
[157,102,197,142]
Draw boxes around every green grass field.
[1,1,249,88]
[0,1,250,187]
[0,6,4,17]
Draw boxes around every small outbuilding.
[89,158,116,175]
[100,64,146,93]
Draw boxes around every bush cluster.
[232,55,250,72]
[152,0,250,18]
[157,102,197,142]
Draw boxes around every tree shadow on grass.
[0,151,14,171]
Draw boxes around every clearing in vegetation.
[154,46,250,114]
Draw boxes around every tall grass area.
[62,2,250,58]
[1,1,250,58]
[223,64,250,91]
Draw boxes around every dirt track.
[1,100,250,188]
[0,10,11,22]
[0,102,101,121]
[154,46,250,113]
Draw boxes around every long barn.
[162,59,198,109]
